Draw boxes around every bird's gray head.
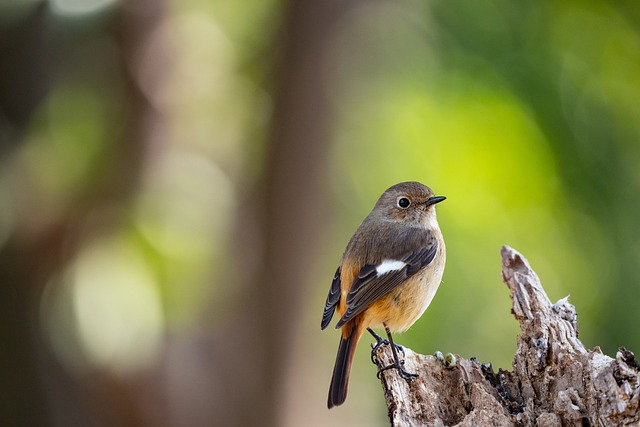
[372,181,446,227]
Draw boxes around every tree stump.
[374,246,640,426]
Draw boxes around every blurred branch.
[375,247,640,426]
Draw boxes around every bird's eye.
[397,197,411,208]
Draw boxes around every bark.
[375,246,640,427]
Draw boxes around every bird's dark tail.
[328,323,362,409]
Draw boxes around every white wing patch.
[375,259,406,275]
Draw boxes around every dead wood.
[375,246,640,426]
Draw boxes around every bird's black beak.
[425,195,446,207]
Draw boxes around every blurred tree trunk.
[375,247,640,426]
[0,5,50,425]
[1,0,358,425]
[0,1,162,425]
[191,1,355,426]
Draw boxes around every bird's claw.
[371,340,405,364]
[369,326,416,381]
[377,361,418,381]
[368,328,402,363]
[370,337,389,364]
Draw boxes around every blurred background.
[1,0,640,426]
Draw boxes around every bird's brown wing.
[335,233,438,328]
[321,267,342,330]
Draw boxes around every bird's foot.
[377,360,418,381]
[368,328,404,364]
[370,325,415,381]
[370,340,388,364]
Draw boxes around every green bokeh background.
[2,0,640,425]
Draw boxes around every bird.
[321,181,446,409]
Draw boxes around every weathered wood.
[375,246,640,426]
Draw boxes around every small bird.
[321,181,446,409]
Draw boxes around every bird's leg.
[368,327,406,364]
[368,328,388,364]
[376,325,418,381]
